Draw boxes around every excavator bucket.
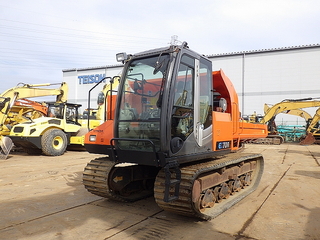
[0,136,14,159]
[300,132,316,145]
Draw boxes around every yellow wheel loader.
[9,102,85,156]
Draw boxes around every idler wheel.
[240,172,252,187]
[213,186,222,203]
[197,189,216,212]
[218,183,231,199]
[228,177,242,194]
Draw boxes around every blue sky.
[1,0,319,93]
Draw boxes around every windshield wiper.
[156,74,166,108]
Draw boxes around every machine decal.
[216,141,231,150]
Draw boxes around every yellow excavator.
[9,101,85,155]
[0,82,68,159]
[261,99,317,125]
[246,98,320,144]
[300,107,320,145]
[243,108,312,125]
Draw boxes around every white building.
[63,44,320,125]
[62,65,122,112]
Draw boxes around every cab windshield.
[117,54,170,151]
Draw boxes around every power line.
[0,18,168,42]
[0,28,167,48]
[0,38,158,54]
[0,48,112,59]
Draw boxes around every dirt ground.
[0,143,320,240]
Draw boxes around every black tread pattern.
[83,157,153,202]
[154,153,264,220]
[41,129,67,156]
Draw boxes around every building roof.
[206,43,320,58]
[62,64,123,73]
[63,43,320,72]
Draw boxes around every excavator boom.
[261,98,320,124]
[244,98,320,145]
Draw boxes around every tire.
[41,129,67,156]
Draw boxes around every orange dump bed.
[212,70,268,151]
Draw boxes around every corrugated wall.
[209,46,320,124]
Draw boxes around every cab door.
[194,58,213,147]
[170,55,212,153]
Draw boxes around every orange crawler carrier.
[83,42,267,220]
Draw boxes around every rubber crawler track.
[83,157,154,202]
[154,153,264,220]
[83,157,136,202]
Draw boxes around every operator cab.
[47,102,81,125]
[113,42,217,167]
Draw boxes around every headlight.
[89,135,96,142]
[116,52,127,63]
